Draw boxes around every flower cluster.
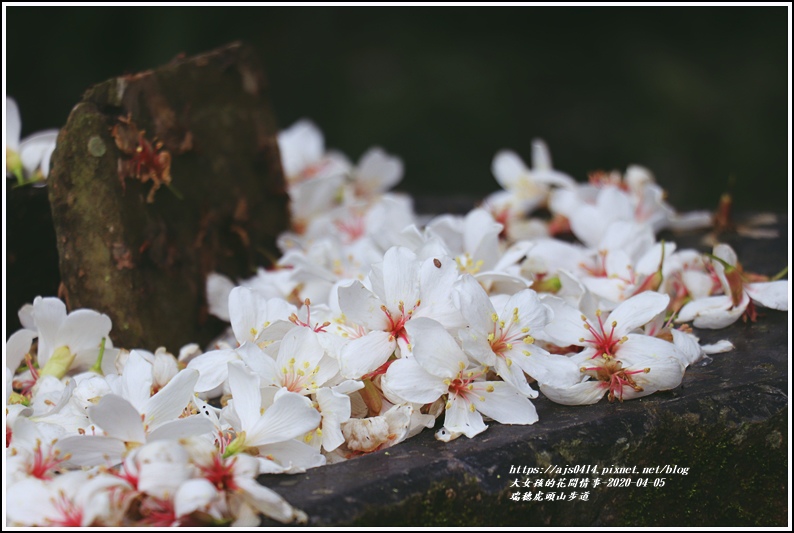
[4,118,788,526]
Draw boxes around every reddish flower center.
[200,454,239,492]
[581,356,649,402]
[382,300,420,343]
[48,491,84,527]
[28,441,70,480]
[580,310,626,358]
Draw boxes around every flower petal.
[607,291,670,337]
[88,394,146,443]
[491,150,527,189]
[247,392,321,446]
[444,395,487,438]
[746,280,788,311]
[382,357,448,404]
[472,381,538,425]
[339,330,395,379]
[144,368,200,429]
[337,280,389,331]
[541,381,606,406]
[405,317,465,379]
[235,477,308,524]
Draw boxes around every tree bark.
[48,42,289,352]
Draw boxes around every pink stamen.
[48,492,84,527]
[199,454,239,492]
[28,441,69,480]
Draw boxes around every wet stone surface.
[259,215,789,527]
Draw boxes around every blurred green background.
[6,6,789,211]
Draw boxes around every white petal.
[337,280,389,331]
[119,350,154,412]
[6,96,21,150]
[57,435,126,468]
[278,119,324,178]
[247,392,321,446]
[88,394,146,443]
[712,243,738,267]
[355,147,403,195]
[676,294,745,329]
[19,130,58,174]
[31,296,67,365]
[257,440,326,473]
[701,339,735,354]
[540,296,590,347]
[453,274,497,334]
[339,331,395,379]
[670,328,704,367]
[276,326,325,370]
[174,478,219,517]
[746,280,788,311]
[491,150,527,189]
[147,417,215,441]
[187,348,240,393]
[541,381,606,405]
[405,317,465,379]
[682,270,714,300]
[501,288,553,332]
[235,477,308,524]
[206,272,235,321]
[417,255,465,328]
[229,287,296,344]
[472,381,538,425]
[238,342,280,386]
[607,291,670,337]
[6,328,37,374]
[144,368,200,429]
[382,246,420,310]
[227,361,264,432]
[444,395,487,438]
[381,357,448,404]
[513,348,582,389]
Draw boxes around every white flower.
[255,326,339,395]
[5,96,59,185]
[347,146,404,200]
[454,275,555,396]
[676,243,788,328]
[539,344,686,405]
[382,318,538,439]
[542,291,671,359]
[27,296,114,378]
[485,141,575,223]
[336,246,463,379]
[6,470,132,526]
[57,357,210,467]
[222,361,321,456]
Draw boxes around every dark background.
[6,6,789,211]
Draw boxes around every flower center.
[334,214,366,243]
[487,308,536,363]
[580,356,650,402]
[579,310,627,358]
[290,299,331,333]
[281,357,317,393]
[382,300,420,343]
[28,440,70,480]
[455,253,484,275]
[199,454,239,492]
[48,491,84,527]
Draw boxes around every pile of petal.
[4,116,788,527]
